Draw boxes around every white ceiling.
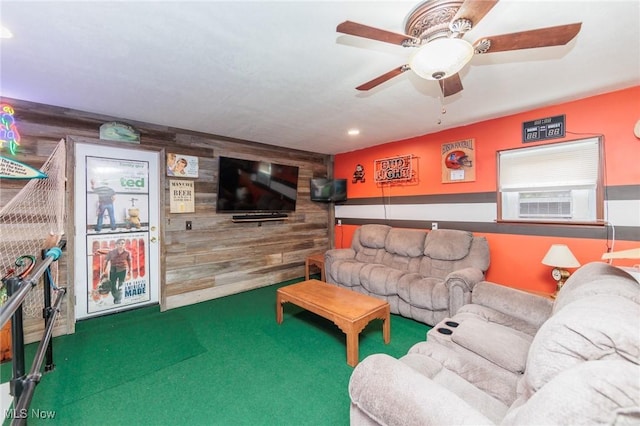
[1,1,638,155]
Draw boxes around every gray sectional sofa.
[325,224,490,326]
[348,261,640,425]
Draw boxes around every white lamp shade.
[409,38,474,80]
[541,244,580,268]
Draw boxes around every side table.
[305,253,326,281]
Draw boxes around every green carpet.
[2,278,430,425]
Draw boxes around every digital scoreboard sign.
[522,115,565,143]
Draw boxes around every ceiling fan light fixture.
[409,37,474,80]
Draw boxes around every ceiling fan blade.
[356,66,409,91]
[337,21,417,46]
[452,0,498,27]
[439,73,464,97]
[474,23,582,53]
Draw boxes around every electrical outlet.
[186,221,192,230]
[431,222,438,230]
[337,219,342,226]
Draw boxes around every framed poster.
[86,232,149,313]
[86,157,149,234]
[169,179,195,213]
[441,138,475,183]
[167,152,198,178]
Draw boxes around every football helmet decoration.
[444,150,472,169]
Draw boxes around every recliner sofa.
[325,224,490,325]
[348,262,640,425]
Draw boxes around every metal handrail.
[11,286,66,426]
[0,240,66,424]
[0,253,57,328]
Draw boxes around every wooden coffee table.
[276,279,390,367]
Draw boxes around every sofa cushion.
[385,228,426,257]
[360,264,403,296]
[451,319,532,373]
[354,246,386,264]
[401,353,509,424]
[424,229,473,261]
[409,341,521,407]
[397,274,449,310]
[380,251,422,273]
[523,295,640,396]
[357,224,391,249]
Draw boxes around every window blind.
[499,138,600,190]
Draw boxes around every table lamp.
[541,244,580,292]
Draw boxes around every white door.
[74,142,160,320]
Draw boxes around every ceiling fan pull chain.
[437,82,446,125]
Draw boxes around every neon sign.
[374,154,415,183]
[0,103,21,155]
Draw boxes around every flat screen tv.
[310,178,347,202]
[217,156,299,213]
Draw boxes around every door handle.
[150,237,158,243]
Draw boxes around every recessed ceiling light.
[0,25,13,39]
[347,129,360,136]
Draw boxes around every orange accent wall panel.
[336,86,640,196]
[333,87,640,293]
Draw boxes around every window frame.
[496,137,605,225]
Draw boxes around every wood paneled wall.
[1,97,331,342]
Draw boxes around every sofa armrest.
[324,248,356,284]
[324,248,355,262]
[445,267,485,315]
[471,281,553,329]
[349,354,494,426]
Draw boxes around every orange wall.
[334,86,640,294]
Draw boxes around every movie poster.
[86,232,149,313]
[86,157,150,234]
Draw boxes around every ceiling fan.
[337,0,582,97]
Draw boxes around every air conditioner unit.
[518,190,572,219]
